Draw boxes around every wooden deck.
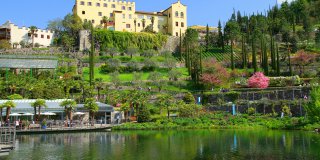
[0,127,15,157]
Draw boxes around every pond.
[4,130,320,160]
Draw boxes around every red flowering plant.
[248,72,270,89]
[200,58,230,88]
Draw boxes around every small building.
[0,99,114,124]
[0,21,55,48]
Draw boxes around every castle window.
[169,13,171,18]
[110,13,113,17]
[87,2,92,6]
[126,24,131,28]
[98,12,102,16]
[112,4,115,8]
[80,1,85,5]
[47,35,50,39]
[176,22,179,27]
[181,22,184,27]
[176,32,178,36]
[104,3,107,7]
[138,23,141,27]
[175,11,179,17]
[129,14,132,19]
[122,6,126,10]
[181,12,184,18]
[92,20,95,24]
[41,35,44,38]
[35,34,38,38]
[128,7,132,11]
[82,11,85,15]
[96,3,100,7]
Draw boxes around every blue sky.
[0,0,289,29]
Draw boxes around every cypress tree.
[205,24,209,52]
[316,27,320,46]
[218,20,223,48]
[252,37,257,72]
[89,23,95,86]
[276,43,280,76]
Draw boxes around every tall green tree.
[89,23,95,87]
[205,24,210,51]
[217,20,224,49]
[224,20,240,70]
[183,28,201,83]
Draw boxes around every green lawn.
[83,67,189,82]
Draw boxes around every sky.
[0,0,293,29]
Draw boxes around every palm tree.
[95,78,104,101]
[29,26,38,48]
[3,101,16,122]
[156,94,174,119]
[102,16,109,29]
[31,99,47,121]
[84,98,99,125]
[141,19,146,30]
[134,19,137,32]
[162,24,168,34]
[59,100,77,124]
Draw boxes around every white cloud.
[277,0,294,4]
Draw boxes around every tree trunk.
[5,107,10,122]
[34,107,37,121]
[231,40,234,70]
[167,106,170,119]
[0,108,2,122]
[38,106,41,121]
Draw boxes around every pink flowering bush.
[248,72,270,89]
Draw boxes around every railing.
[0,127,15,146]
[13,120,114,132]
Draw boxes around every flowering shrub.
[248,72,269,89]
[200,58,230,87]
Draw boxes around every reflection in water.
[4,130,320,160]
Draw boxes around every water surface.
[4,130,320,160]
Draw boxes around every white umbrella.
[41,112,56,116]
[74,112,85,115]
[22,113,34,116]
[9,113,22,116]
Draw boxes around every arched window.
[175,11,179,17]
[181,12,184,18]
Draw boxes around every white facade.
[0,21,55,48]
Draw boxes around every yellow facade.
[73,0,187,36]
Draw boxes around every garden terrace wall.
[199,87,311,104]
[206,102,306,117]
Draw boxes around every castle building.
[0,21,55,48]
[72,0,187,36]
